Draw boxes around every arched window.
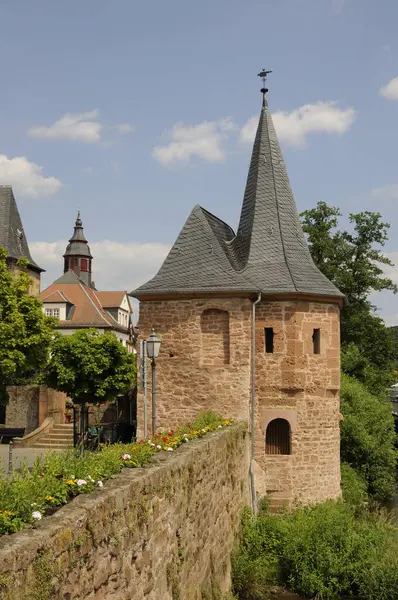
[200,308,230,365]
[265,419,291,455]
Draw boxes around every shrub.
[340,462,368,509]
[232,501,398,600]
[340,373,397,500]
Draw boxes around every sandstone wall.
[0,423,250,600]
[254,299,341,504]
[138,298,252,432]
[138,296,341,506]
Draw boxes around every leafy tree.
[43,329,136,405]
[340,373,397,500]
[301,202,398,378]
[0,247,54,403]
[301,202,397,304]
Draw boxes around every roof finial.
[75,208,82,227]
[257,69,272,107]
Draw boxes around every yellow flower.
[67,480,75,485]
[2,510,13,516]
[46,496,56,503]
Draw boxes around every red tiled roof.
[40,282,128,332]
[41,290,72,303]
[96,291,127,308]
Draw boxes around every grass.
[0,412,231,535]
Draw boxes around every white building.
[40,213,134,351]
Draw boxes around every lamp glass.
[146,329,161,359]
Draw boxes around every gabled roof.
[41,290,72,304]
[132,90,343,300]
[96,291,130,308]
[39,279,129,332]
[0,186,43,273]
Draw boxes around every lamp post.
[146,329,161,435]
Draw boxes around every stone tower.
[63,211,93,288]
[132,85,344,505]
[0,185,43,295]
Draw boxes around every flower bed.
[0,413,231,535]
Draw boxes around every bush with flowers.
[0,412,232,535]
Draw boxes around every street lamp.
[146,329,161,434]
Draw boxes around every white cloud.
[371,184,398,200]
[240,102,356,149]
[28,110,102,143]
[32,239,171,299]
[383,252,398,284]
[116,123,135,134]
[153,117,236,165]
[380,78,398,101]
[0,155,61,198]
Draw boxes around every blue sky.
[2,0,398,322]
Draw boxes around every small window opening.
[265,328,274,353]
[312,328,321,354]
[265,419,291,455]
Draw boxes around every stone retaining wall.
[0,423,250,600]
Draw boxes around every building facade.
[40,214,134,351]
[133,85,344,505]
[0,185,43,295]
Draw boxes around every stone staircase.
[29,423,74,449]
[267,491,293,513]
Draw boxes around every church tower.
[133,77,344,506]
[63,211,93,287]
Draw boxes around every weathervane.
[257,69,272,97]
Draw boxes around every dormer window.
[45,308,60,319]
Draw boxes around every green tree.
[43,329,136,405]
[301,202,397,304]
[0,247,54,403]
[300,202,398,380]
[340,373,397,500]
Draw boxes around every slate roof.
[132,92,343,300]
[0,186,43,273]
[40,271,129,332]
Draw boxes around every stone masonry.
[0,423,250,600]
[137,298,252,429]
[133,85,344,507]
[138,297,341,505]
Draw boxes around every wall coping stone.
[0,422,249,600]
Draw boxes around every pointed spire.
[229,77,342,297]
[132,76,343,300]
[63,211,93,287]
[0,185,43,272]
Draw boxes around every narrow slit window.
[312,328,321,355]
[265,328,274,353]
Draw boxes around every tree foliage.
[301,201,397,304]
[301,202,398,381]
[340,373,397,500]
[43,329,136,405]
[0,247,54,402]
